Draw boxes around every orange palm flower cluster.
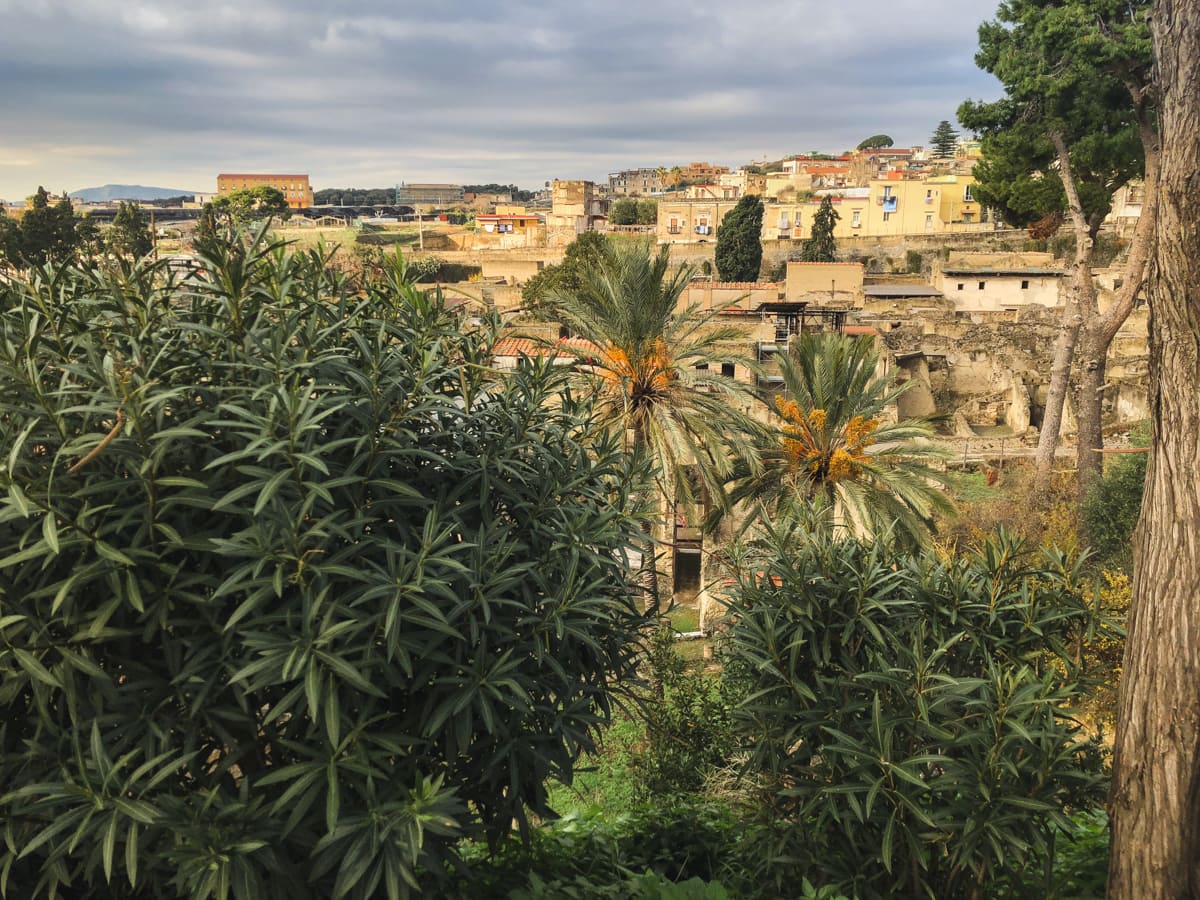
[599,340,677,398]
[775,396,878,483]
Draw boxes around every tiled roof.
[692,282,780,289]
[786,261,864,268]
[842,325,878,336]
[493,337,601,358]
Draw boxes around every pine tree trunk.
[1034,297,1079,478]
[1034,132,1093,481]
[1072,330,1106,495]
[1108,3,1200,893]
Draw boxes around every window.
[851,210,861,228]
[721,363,735,378]
[1021,280,1030,290]
[963,185,975,202]
[925,213,933,230]
[978,281,985,290]
[883,185,893,199]
[778,213,790,229]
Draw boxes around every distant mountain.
[70,184,198,202]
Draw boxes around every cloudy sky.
[0,0,1004,200]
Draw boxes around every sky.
[0,0,1004,201]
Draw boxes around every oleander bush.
[720,502,1109,899]
[0,239,649,899]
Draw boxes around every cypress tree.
[800,196,839,262]
[714,194,763,282]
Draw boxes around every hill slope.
[70,184,197,202]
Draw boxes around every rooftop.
[864,285,945,298]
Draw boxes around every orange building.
[216,174,314,209]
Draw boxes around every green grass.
[944,469,1004,504]
[668,605,701,633]
[544,712,644,817]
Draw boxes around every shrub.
[1079,421,1149,567]
[0,240,649,899]
[629,628,738,800]
[465,802,740,898]
[720,505,1109,899]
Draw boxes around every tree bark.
[1108,3,1200,895]
[1034,131,1094,480]
[1033,290,1080,478]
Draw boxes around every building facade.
[608,168,663,196]
[216,174,314,209]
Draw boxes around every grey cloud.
[0,0,1002,198]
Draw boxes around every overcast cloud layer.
[0,0,1003,199]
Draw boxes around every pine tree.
[800,196,839,262]
[17,187,79,266]
[714,194,763,282]
[107,201,153,259]
[929,120,960,159]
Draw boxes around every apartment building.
[608,168,663,196]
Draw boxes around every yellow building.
[216,174,314,209]
[656,198,739,244]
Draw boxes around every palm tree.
[731,332,952,547]
[550,239,763,604]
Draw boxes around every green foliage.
[929,119,960,158]
[721,514,1109,899]
[466,803,739,898]
[313,187,397,206]
[461,184,536,202]
[636,200,657,227]
[209,185,291,226]
[800,197,838,263]
[610,199,639,226]
[0,239,650,899]
[1036,810,1110,899]
[630,628,737,800]
[958,0,1151,234]
[714,195,763,282]
[1080,421,1149,566]
[856,135,894,150]
[107,201,153,259]
[1,187,83,268]
[0,210,18,269]
[522,230,613,311]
